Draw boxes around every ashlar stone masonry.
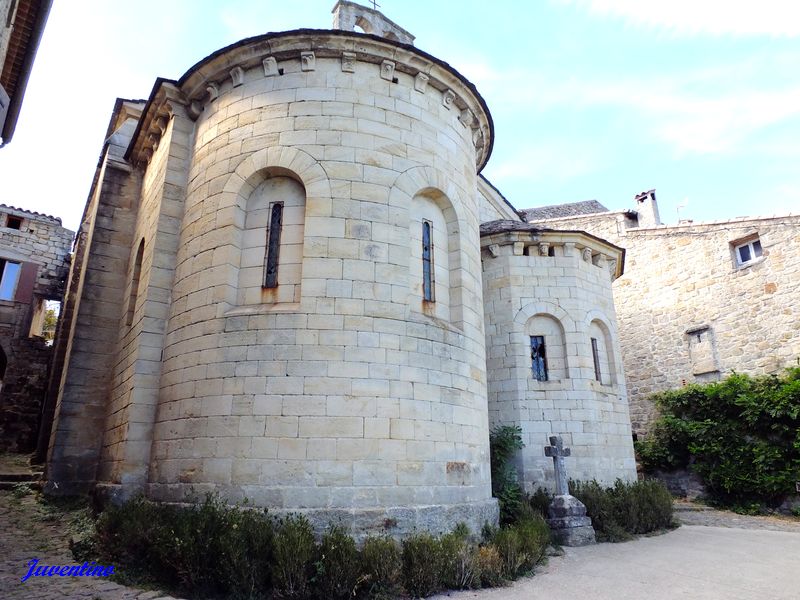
[43,2,636,537]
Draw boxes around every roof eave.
[1,0,53,146]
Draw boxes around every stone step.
[673,503,714,512]
[0,471,43,482]
[0,479,43,491]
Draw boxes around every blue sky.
[1,0,798,231]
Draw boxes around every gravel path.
[0,489,181,599]
[674,502,800,532]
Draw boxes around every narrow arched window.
[591,337,602,382]
[263,202,283,289]
[126,239,144,326]
[422,220,434,302]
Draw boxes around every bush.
[271,514,316,599]
[92,494,277,597]
[570,479,674,542]
[513,514,550,564]
[636,369,800,508]
[89,496,554,599]
[93,496,182,587]
[473,545,504,587]
[489,425,525,525]
[439,525,480,590]
[488,514,549,578]
[528,487,552,519]
[402,533,443,598]
[361,536,402,599]
[634,415,692,472]
[314,525,361,600]
[218,502,274,598]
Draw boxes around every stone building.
[523,191,800,435]
[0,0,52,146]
[44,2,635,537]
[480,221,633,491]
[0,204,73,452]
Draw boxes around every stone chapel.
[41,1,636,537]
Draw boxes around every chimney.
[633,189,661,227]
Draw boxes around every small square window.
[5,216,22,230]
[733,237,762,266]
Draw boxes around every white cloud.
[485,140,606,182]
[559,0,800,37]
[461,55,800,157]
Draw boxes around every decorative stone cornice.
[173,30,493,169]
[127,82,189,167]
[480,223,625,279]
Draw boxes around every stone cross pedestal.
[544,435,596,546]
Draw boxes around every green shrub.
[626,479,674,533]
[402,532,443,598]
[217,503,275,598]
[473,545,504,587]
[314,525,361,600]
[634,415,692,472]
[361,536,402,599]
[92,494,278,597]
[88,496,548,599]
[489,514,549,578]
[528,487,552,519]
[491,527,527,578]
[168,494,247,596]
[93,495,181,587]
[636,369,800,509]
[439,526,480,590]
[489,425,525,525]
[570,479,674,542]
[271,514,316,599]
[513,514,550,564]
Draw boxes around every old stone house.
[43,2,636,537]
[523,191,800,435]
[0,204,72,452]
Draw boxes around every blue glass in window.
[531,335,547,381]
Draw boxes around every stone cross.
[544,435,571,496]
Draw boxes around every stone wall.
[47,28,499,536]
[145,37,495,536]
[481,224,636,491]
[0,205,73,451]
[527,209,800,435]
[44,107,143,490]
[97,95,192,495]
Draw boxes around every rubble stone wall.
[529,211,800,435]
[0,206,73,451]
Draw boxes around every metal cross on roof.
[371,0,381,10]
